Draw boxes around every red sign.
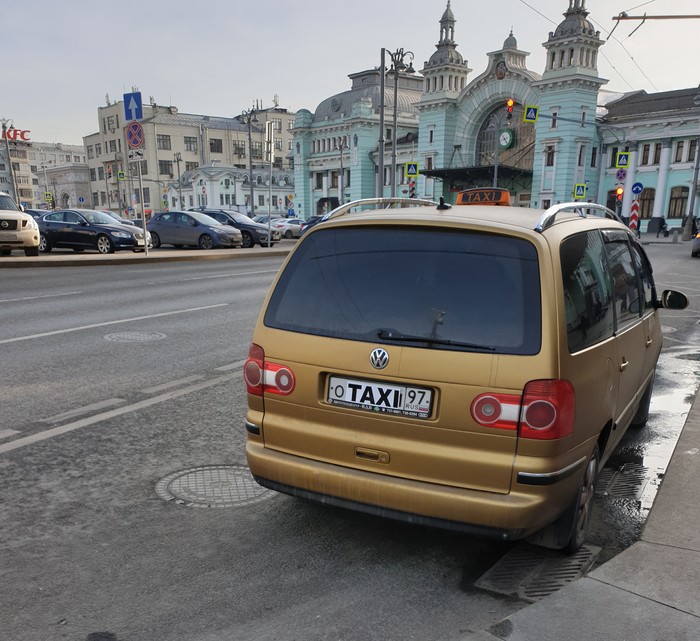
[126,121,144,149]
[1,129,31,141]
[629,200,639,231]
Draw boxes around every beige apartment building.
[83,96,296,216]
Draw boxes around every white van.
[0,191,40,256]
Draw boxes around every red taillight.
[244,344,296,397]
[470,393,520,430]
[470,380,575,440]
[520,379,575,439]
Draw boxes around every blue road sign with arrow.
[631,182,644,195]
[123,92,143,121]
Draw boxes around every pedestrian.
[657,216,666,238]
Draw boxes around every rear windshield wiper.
[376,329,496,352]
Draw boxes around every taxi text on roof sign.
[455,188,511,206]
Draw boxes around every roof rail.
[322,197,440,222]
[535,202,623,233]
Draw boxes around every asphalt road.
[0,243,698,641]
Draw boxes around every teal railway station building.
[291,0,700,230]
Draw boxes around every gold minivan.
[244,198,687,553]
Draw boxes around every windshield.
[83,211,121,224]
[265,226,542,355]
[191,212,223,226]
[0,194,20,211]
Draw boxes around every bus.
[455,187,511,206]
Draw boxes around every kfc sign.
[1,129,31,142]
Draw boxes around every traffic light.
[409,179,416,198]
[506,98,515,121]
[616,186,624,201]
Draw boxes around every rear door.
[259,223,544,493]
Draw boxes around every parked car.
[147,211,242,249]
[101,210,136,226]
[273,217,305,239]
[193,208,281,248]
[244,198,688,554]
[299,215,324,235]
[253,215,282,225]
[23,208,51,220]
[0,191,40,256]
[37,209,149,254]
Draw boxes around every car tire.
[526,445,599,555]
[284,230,293,239]
[241,231,254,248]
[96,234,115,254]
[150,232,161,248]
[631,373,655,429]
[0,249,11,256]
[24,246,40,256]
[39,234,52,253]
[198,234,214,249]
[692,250,700,258]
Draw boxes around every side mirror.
[659,289,689,310]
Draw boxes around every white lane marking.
[214,359,247,372]
[0,304,229,345]
[40,398,127,423]
[0,291,83,304]
[141,375,205,394]
[146,269,279,285]
[0,429,20,441]
[0,371,241,455]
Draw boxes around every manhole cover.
[475,543,600,603]
[155,465,273,507]
[105,331,167,342]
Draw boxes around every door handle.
[619,358,629,372]
[646,337,653,347]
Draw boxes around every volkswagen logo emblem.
[369,348,389,370]
[0,220,8,229]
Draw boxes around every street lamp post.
[381,48,415,198]
[335,136,348,204]
[1,118,20,204]
[173,152,184,209]
[240,108,258,215]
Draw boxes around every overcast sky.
[5,0,699,145]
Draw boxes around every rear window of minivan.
[265,226,541,355]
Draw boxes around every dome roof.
[503,30,517,50]
[313,82,420,123]
[427,47,464,67]
[553,0,597,39]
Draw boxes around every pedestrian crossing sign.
[405,162,419,177]
[574,184,587,200]
[523,106,539,123]
[616,152,630,168]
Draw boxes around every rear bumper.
[246,440,579,540]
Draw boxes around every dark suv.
[191,208,281,248]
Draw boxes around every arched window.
[668,186,688,219]
[639,187,655,219]
[475,102,535,171]
[256,175,264,185]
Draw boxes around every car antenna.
[437,197,451,211]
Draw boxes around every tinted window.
[265,226,541,355]
[603,230,642,330]
[631,243,655,312]
[561,231,614,353]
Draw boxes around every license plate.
[0,233,17,240]
[327,376,432,419]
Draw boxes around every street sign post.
[616,152,630,168]
[405,162,418,177]
[123,92,143,121]
[632,182,644,195]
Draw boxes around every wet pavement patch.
[596,462,649,499]
[474,543,600,603]
[155,465,274,507]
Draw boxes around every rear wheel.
[198,234,214,249]
[96,234,115,254]
[39,234,52,253]
[241,231,254,248]
[150,232,161,248]
[0,249,10,256]
[284,230,293,239]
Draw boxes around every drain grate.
[596,463,648,499]
[475,543,600,603]
[155,465,274,507]
[105,331,167,343]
